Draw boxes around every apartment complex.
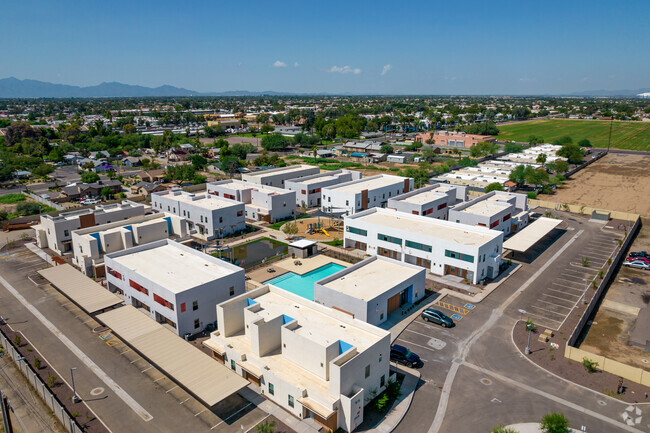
[321,175,414,216]
[284,170,362,208]
[207,180,296,223]
[314,256,426,326]
[416,131,496,148]
[71,213,188,277]
[104,239,245,336]
[448,191,530,235]
[387,183,466,219]
[241,164,320,188]
[151,189,245,240]
[204,285,391,432]
[34,201,146,255]
[344,208,503,283]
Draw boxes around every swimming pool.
[264,263,345,300]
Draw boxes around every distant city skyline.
[1,0,648,95]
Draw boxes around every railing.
[23,192,66,211]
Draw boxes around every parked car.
[421,308,455,328]
[390,344,421,368]
[623,261,650,270]
[80,199,100,205]
[626,256,650,264]
[629,251,649,259]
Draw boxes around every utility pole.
[70,367,79,403]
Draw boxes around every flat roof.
[293,172,345,186]
[174,194,240,210]
[503,217,562,252]
[327,175,406,195]
[289,239,317,249]
[97,306,248,406]
[248,164,318,177]
[348,208,501,246]
[214,180,287,196]
[322,259,422,301]
[401,189,448,205]
[109,243,240,293]
[39,264,123,314]
[460,197,511,217]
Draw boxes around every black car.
[421,308,455,328]
[390,344,420,368]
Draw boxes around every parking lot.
[514,213,623,330]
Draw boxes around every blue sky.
[1,0,648,94]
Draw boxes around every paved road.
[0,246,265,433]
[394,213,649,433]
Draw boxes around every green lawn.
[0,194,26,204]
[496,119,650,151]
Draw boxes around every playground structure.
[288,217,344,241]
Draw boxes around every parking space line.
[530,305,567,317]
[395,338,439,354]
[404,328,434,339]
[551,281,583,290]
[546,288,580,298]
[537,299,572,310]
[541,293,577,303]
[165,385,178,393]
[560,273,587,280]
[524,311,561,327]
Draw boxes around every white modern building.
[104,239,245,337]
[34,201,146,256]
[321,175,414,216]
[387,183,466,219]
[241,164,320,188]
[204,285,391,432]
[344,208,504,283]
[206,180,296,223]
[284,170,362,208]
[151,189,245,240]
[448,191,530,235]
[71,213,188,277]
[314,256,426,326]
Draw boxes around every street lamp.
[525,321,533,355]
[70,367,79,403]
[1,356,25,433]
[582,278,589,304]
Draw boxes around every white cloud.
[294,62,299,68]
[328,65,362,75]
[273,60,287,68]
[381,64,392,76]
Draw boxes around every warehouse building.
[321,174,414,216]
[204,285,391,432]
[284,169,362,208]
[344,208,503,284]
[206,179,296,223]
[151,189,245,240]
[104,239,245,337]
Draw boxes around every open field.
[539,152,650,216]
[496,119,650,150]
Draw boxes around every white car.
[623,261,650,270]
[80,199,100,205]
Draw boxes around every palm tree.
[311,146,318,159]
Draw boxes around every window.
[437,202,447,210]
[194,319,200,329]
[192,300,198,311]
[129,279,149,295]
[328,197,331,202]
[229,286,235,296]
[405,240,432,252]
[346,227,367,236]
[268,383,274,395]
[200,215,204,223]
[153,294,174,310]
[183,210,186,216]
[219,216,223,223]
[380,375,385,387]
[237,210,243,217]
[490,220,500,229]
[445,250,474,263]
[424,208,434,215]
[288,395,294,408]
[301,190,306,195]
[345,200,349,206]
[187,212,190,219]
[107,267,122,280]
[365,365,370,378]
[503,213,511,221]
[231,360,236,370]
[412,210,419,215]
[377,233,402,245]
[64,229,69,237]
[180,303,186,312]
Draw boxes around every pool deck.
[247,254,350,284]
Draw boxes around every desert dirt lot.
[541,152,650,216]
[580,218,650,370]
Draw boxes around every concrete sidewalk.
[363,364,421,433]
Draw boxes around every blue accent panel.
[163,217,172,234]
[338,340,353,354]
[123,225,135,244]
[282,314,294,324]
[89,233,102,253]
[247,298,258,307]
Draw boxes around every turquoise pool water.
[264,263,345,300]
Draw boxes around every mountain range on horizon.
[0,77,648,98]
